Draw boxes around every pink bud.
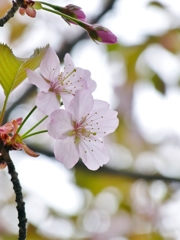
[19,0,36,18]
[51,4,86,25]
[19,7,26,15]
[0,163,6,169]
[87,24,117,44]
[65,4,86,21]
[26,6,36,18]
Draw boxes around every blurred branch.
[29,145,180,183]
[0,0,23,27]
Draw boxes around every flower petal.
[36,92,60,115]
[54,137,79,169]
[26,6,36,18]
[77,68,96,92]
[92,100,109,111]
[22,144,39,157]
[40,47,60,81]
[60,92,74,109]
[68,89,94,121]
[61,67,87,95]
[26,69,49,92]
[86,108,119,137]
[48,109,73,139]
[62,53,75,78]
[79,139,109,170]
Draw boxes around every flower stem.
[0,94,9,125]
[17,106,37,134]
[21,115,48,138]
[0,146,27,240]
[22,130,48,139]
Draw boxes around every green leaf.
[148,1,166,9]
[151,72,166,94]
[0,44,49,96]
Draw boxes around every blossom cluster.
[27,47,119,170]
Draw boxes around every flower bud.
[48,4,86,24]
[19,0,37,18]
[87,24,117,44]
[0,163,6,169]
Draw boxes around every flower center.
[71,121,96,144]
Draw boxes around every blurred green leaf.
[148,1,166,9]
[151,73,166,94]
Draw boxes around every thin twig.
[0,145,27,240]
[0,0,23,27]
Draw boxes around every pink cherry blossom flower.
[47,90,119,170]
[26,47,96,115]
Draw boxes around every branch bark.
[0,0,24,27]
[0,145,27,240]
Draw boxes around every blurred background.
[1,0,180,239]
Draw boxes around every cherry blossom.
[47,90,119,170]
[26,47,96,115]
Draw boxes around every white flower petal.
[86,109,119,137]
[68,90,94,121]
[36,91,60,115]
[54,137,79,169]
[60,92,74,109]
[48,109,73,139]
[79,139,109,170]
[76,68,96,92]
[26,69,49,92]
[40,47,60,81]
[64,68,87,94]
[93,100,109,111]
[63,53,75,77]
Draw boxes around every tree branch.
[0,145,27,240]
[0,0,23,27]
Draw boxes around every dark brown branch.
[0,146,27,240]
[0,0,24,27]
